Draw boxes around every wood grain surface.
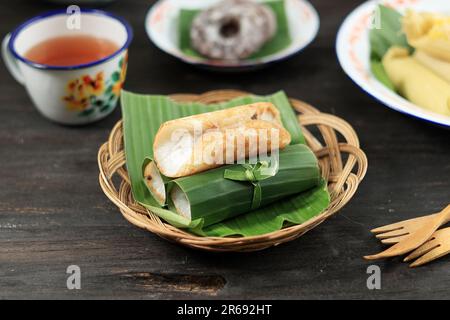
[0,0,449,299]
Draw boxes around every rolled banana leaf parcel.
[121,91,330,237]
[168,144,320,227]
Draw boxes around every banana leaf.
[370,5,413,89]
[121,90,330,237]
[200,178,329,237]
[168,144,320,227]
[178,0,292,59]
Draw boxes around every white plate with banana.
[336,0,450,128]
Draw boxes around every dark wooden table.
[1,0,449,300]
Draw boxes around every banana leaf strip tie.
[224,160,279,210]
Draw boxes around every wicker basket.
[98,90,368,252]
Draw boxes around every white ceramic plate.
[336,0,450,127]
[145,0,319,71]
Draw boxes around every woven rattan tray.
[98,90,368,252]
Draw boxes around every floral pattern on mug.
[62,54,128,117]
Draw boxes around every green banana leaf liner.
[369,4,413,90]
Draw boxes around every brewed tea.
[24,35,119,67]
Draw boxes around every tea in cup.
[2,9,133,124]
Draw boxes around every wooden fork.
[404,227,450,267]
[371,213,439,245]
[364,204,450,261]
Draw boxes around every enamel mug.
[2,9,132,125]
